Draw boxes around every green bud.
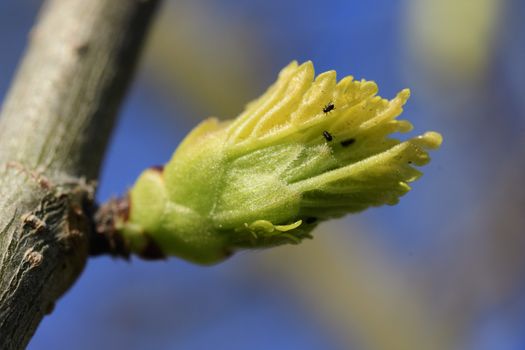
[119,61,442,264]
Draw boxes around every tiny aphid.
[323,131,333,141]
[305,217,317,224]
[323,102,335,114]
[340,138,355,147]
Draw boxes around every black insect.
[323,131,333,142]
[323,102,335,114]
[340,138,355,147]
[305,217,317,224]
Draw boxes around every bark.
[0,0,161,348]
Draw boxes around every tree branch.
[0,0,161,348]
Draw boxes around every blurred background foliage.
[1,0,524,349]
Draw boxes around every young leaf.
[120,61,442,264]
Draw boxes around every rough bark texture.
[0,0,161,348]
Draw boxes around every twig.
[0,0,161,348]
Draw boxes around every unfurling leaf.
[119,61,442,264]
